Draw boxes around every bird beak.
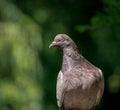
[49,41,57,48]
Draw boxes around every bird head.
[49,34,77,49]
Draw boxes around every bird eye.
[61,38,65,42]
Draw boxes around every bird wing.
[56,69,83,106]
[56,70,66,108]
[56,69,83,109]
[95,68,104,105]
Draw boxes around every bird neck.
[63,46,80,59]
[62,46,81,72]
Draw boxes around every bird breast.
[61,67,102,91]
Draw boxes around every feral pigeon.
[49,34,104,110]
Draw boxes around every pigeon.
[49,34,104,110]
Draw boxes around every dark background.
[0,0,120,110]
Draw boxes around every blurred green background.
[0,0,120,110]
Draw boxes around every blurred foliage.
[0,0,119,110]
